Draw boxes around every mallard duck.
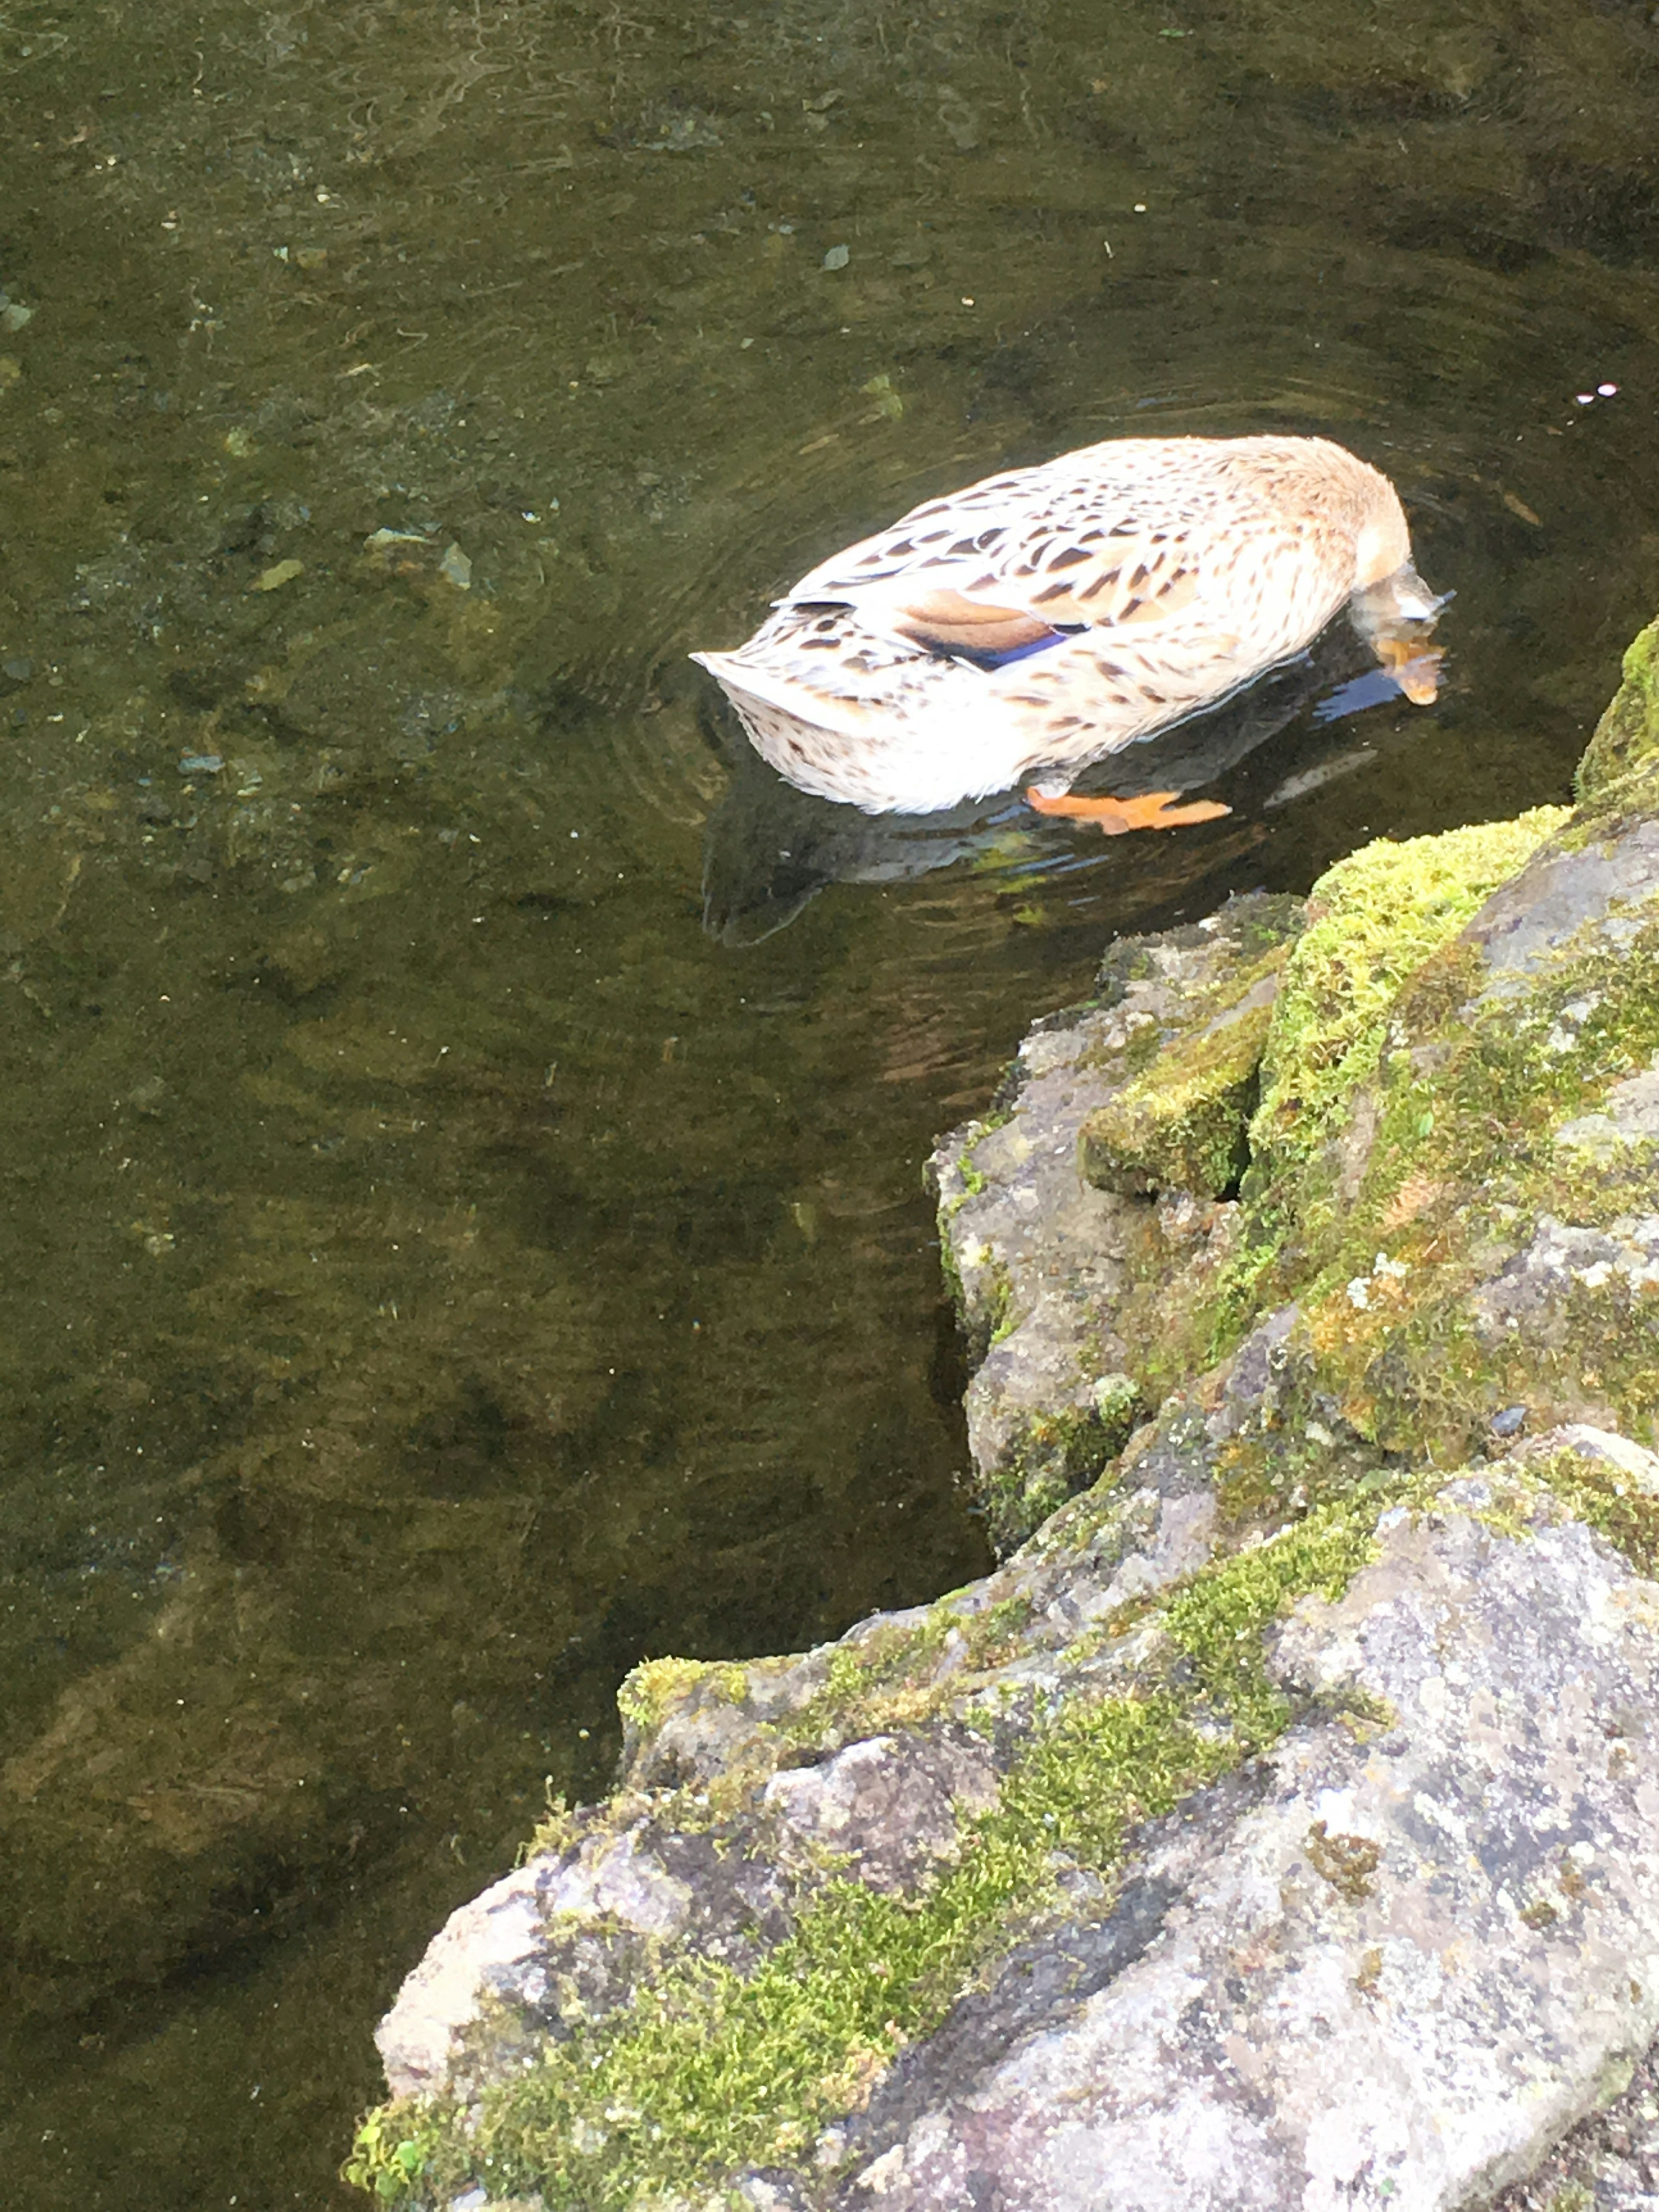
[692,434,1443,831]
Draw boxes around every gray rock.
[378,1818,699,2098]
[824,1469,1659,2212]
[372,1436,1659,2212]
[762,1731,1001,1891]
[1470,817,1659,998]
[929,1010,1141,1535]
[1471,1213,1659,1347]
[928,896,1301,1551]
[378,1809,799,2102]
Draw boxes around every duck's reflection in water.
[701,619,1421,945]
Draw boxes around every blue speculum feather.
[950,628,1073,671]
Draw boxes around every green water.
[0,0,1656,2202]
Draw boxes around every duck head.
[1349,477,1446,705]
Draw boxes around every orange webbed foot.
[1025,786,1233,836]
[1375,637,1444,705]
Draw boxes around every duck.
[692,434,1443,832]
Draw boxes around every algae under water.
[0,0,1657,2203]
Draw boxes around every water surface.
[1,0,1658,2202]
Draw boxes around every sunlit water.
[1,0,1657,2202]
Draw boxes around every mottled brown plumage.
[693,434,1442,818]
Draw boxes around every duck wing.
[783,460,1232,663]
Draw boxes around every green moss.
[523,1789,583,1865]
[617,1656,746,1738]
[1249,809,1570,1192]
[986,1260,1018,1348]
[824,1618,937,1707]
[1163,1496,1384,1740]
[778,1606,967,1754]
[1188,806,1571,1371]
[982,1402,1122,1555]
[346,1501,1385,2208]
[342,2103,447,2201]
[1079,988,1274,1199]
[1078,899,1304,1102]
[972,1594,1033,1651]
[1533,1447,1659,1579]
[354,1697,1226,2206]
[1575,611,1659,800]
[1271,900,1659,1459]
[685,1582,1042,1785]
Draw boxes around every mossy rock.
[982,1378,1142,1554]
[1079,991,1273,1198]
[1247,807,1571,1194]
[1078,927,1297,1199]
[348,1488,1382,2209]
[1576,611,1659,801]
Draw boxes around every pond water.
[1,0,1657,2203]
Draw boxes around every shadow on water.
[0,0,1657,2202]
